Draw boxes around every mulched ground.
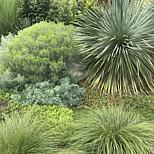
[0,101,7,109]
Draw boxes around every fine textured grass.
[57,148,85,154]
[0,0,19,36]
[0,112,55,154]
[71,107,154,154]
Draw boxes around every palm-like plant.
[0,112,55,154]
[76,0,154,95]
[71,107,154,154]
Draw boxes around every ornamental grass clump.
[76,0,154,95]
[71,107,154,154]
[0,112,55,154]
[0,0,18,36]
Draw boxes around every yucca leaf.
[76,0,154,95]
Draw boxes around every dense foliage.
[71,107,154,154]
[76,0,154,95]
[0,93,154,153]
[18,0,50,24]
[10,78,85,107]
[48,0,95,25]
[0,22,77,84]
[0,0,95,37]
[0,0,154,154]
[18,0,95,24]
[0,103,75,153]
[0,69,25,91]
[0,33,13,52]
[2,103,73,123]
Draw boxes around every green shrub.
[0,112,55,154]
[53,78,85,107]
[18,0,50,24]
[0,22,77,83]
[23,104,73,124]
[18,0,95,25]
[48,0,76,25]
[10,78,85,107]
[48,0,95,25]
[0,101,73,122]
[0,69,25,91]
[0,33,13,52]
[71,107,154,154]
[76,0,154,95]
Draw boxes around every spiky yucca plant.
[71,107,154,154]
[0,112,55,154]
[76,0,154,95]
